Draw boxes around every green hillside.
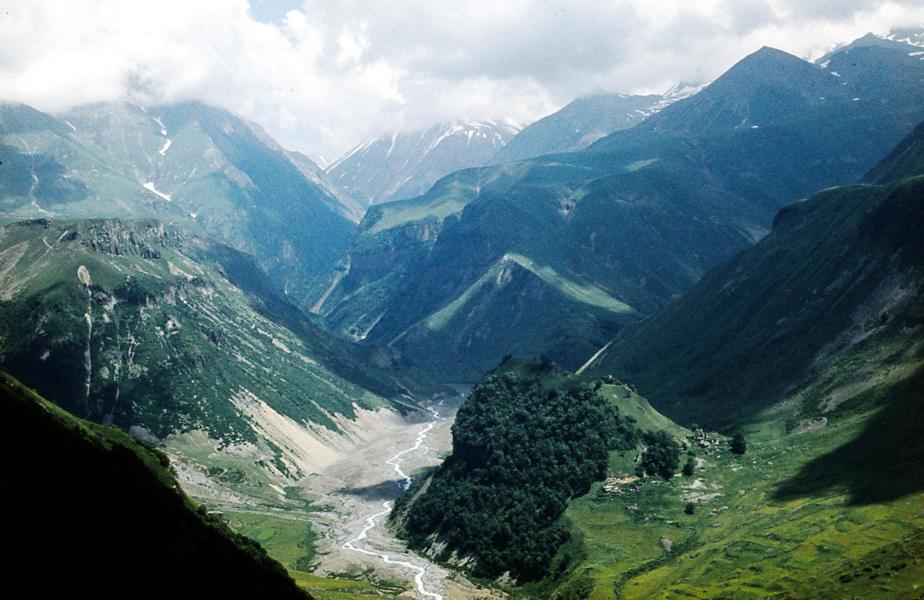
[586,123,924,429]
[0,218,414,500]
[393,359,643,581]
[0,371,309,599]
[391,358,924,599]
[552,121,924,599]
[534,369,924,599]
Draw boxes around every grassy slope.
[537,366,924,599]
[0,218,429,508]
[0,371,309,599]
[587,173,924,429]
[548,123,924,599]
[0,219,385,436]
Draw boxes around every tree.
[730,432,747,455]
[638,431,681,480]
[682,457,695,477]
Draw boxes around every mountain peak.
[326,118,521,204]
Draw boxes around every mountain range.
[313,37,924,382]
[494,83,705,163]
[391,110,924,599]
[2,26,923,600]
[586,119,924,430]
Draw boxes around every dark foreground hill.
[0,372,309,599]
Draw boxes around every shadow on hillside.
[773,368,924,506]
[339,480,404,501]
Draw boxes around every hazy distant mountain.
[494,83,704,163]
[325,119,521,205]
[493,93,661,162]
[0,101,356,307]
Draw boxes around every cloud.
[0,0,922,159]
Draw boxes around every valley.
[190,390,501,599]
[2,14,924,600]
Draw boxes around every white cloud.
[0,0,922,159]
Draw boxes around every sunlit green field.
[525,380,924,599]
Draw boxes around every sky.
[1,1,923,161]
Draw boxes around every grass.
[532,373,924,599]
[504,253,636,315]
[226,511,408,599]
[227,512,320,572]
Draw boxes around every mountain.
[0,101,356,307]
[313,37,924,382]
[816,28,924,65]
[493,83,705,163]
[493,93,662,162]
[284,148,366,222]
[325,119,521,205]
[864,120,924,183]
[0,217,417,500]
[392,123,924,594]
[1,371,308,599]
[586,119,924,429]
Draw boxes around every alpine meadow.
[1,3,923,599]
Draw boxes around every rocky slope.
[0,218,418,497]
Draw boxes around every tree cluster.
[401,373,636,581]
[637,430,681,480]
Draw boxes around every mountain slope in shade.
[325,119,521,205]
[0,101,356,308]
[863,120,924,183]
[0,371,309,599]
[315,37,924,382]
[586,121,924,429]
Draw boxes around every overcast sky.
[1,1,922,160]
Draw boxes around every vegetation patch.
[396,360,638,581]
